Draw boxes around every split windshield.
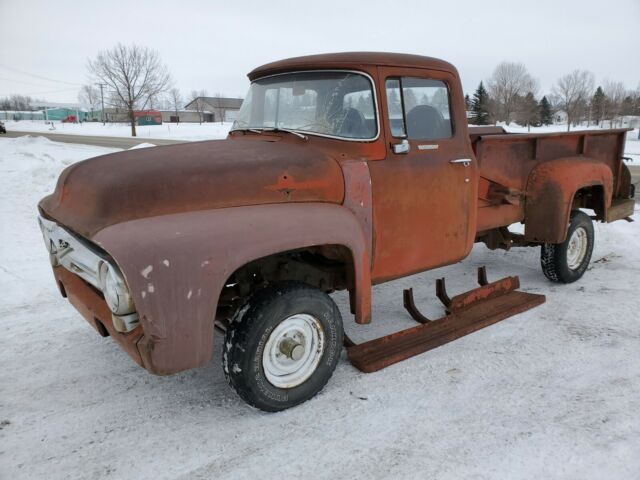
[232,71,377,140]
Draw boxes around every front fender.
[524,157,612,243]
[93,203,372,375]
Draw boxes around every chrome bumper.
[38,216,139,332]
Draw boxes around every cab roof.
[248,52,457,80]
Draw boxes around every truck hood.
[39,138,345,238]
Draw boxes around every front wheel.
[223,282,343,412]
[540,210,594,283]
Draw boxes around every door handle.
[450,158,472,166]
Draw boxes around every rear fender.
[93,203,372,374]
[524,157,612,243]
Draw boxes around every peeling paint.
[187,289,193,300]
[162,259,170,267]
[147,283,155,293]
[140,265,153,279]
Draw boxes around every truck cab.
[38,53,635,411]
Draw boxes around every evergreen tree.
[621,95,635,116]
[470,82,490,125]
[591,86,606,126]
[464,94,471,110]
[539,96,553,126]
[519,92,539,131]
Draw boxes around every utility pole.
[96,83,107,125]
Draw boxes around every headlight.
[99,262,135,315]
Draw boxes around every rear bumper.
[53,266,146,369]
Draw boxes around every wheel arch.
[93,203,372,375]
[523,157,612,244]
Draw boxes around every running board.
[347,267,545,373]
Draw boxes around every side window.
[386,77,453,140]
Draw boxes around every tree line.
[3,47,639,136]
[468,61,640,131]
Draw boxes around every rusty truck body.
[38,53,635,411]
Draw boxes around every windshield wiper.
[230,126,307,140]
[260,127,308,140]
[230,127,264,134]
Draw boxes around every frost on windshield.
[233,71,377,139]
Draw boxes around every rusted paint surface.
[474,129,628,241]
[349,270,546,373]
[93,203,371,374]
[39,139,346,238]
[341,160,373,263]
[524,157,613,243]
[53,266,145,367]
[369,65,478,283]
[248,52,457,80]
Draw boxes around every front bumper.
[53,266,145,367]
[38,215,139,332]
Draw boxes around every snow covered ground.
[1,135,639,480]
[3,120,233,141]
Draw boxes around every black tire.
[540,210,594,283]
[223,282,343,412]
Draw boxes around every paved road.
[2,130,184,149]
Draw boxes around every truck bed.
[469,127,631,233]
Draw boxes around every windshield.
[232,71,377,140]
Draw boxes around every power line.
[0,75,74,88]
[0,86,79,96]
[0,63,82,86]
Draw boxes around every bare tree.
[78,85,100,120]
[487,62,537,125]
[603,81,626,128]
[190,89,207,124]
[5,94,33,111]
[88,44,172,136]
[552,70,595,131]
[168,88,183,123]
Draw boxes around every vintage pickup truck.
[38,53,635,411]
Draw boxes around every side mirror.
[392,139,410,154]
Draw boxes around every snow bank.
[4,120,233,141]
[128,142,157,150]
[0,136,120,309]
[0,136,639,479]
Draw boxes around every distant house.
[0,110,44,121]
[183,96,243,123]
[554,110,568,124]
[31,102,97,122]
[158,109,212,124]
[134,110,162,126]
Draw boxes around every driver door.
[369,67,477,282]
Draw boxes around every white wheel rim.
[262,313,325,389]
[566,227,588,270]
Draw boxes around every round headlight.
[99,262,135,315]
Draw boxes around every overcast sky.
[0,0,638,104]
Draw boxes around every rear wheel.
[540,210,594,283]
[223,282,343,412]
